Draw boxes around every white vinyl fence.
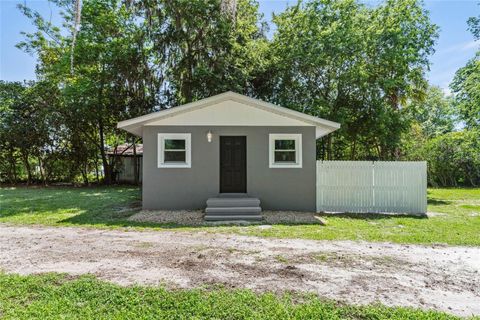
[316,161,427,214]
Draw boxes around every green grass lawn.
[0,186,141,226]
[222,188,480,246]
[0,186,479,246]
[0,272,462,319]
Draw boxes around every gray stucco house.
[118,92,340,220]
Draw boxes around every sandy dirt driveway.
[0,224,479,317]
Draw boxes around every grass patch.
[0,186,479,246]
[274,255,290,264]
[0,186,142,227]
[213,188,480,246]
[0,272,463,319]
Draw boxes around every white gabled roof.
[117,91,340,138]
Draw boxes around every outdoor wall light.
[207,131,213,143]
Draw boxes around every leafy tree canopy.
[450,5,480,130]
[2,0,452,184]
[405,86,456,138]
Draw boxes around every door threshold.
[218,193,248,198]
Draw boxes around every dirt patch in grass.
[426,211,446,217]
[0,224,478,317]
[128,210,204,225]
[263,211,325,224]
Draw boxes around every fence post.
[372,161,375,212]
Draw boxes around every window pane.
[164,151,186,162]
[275,139,295,150]
[274,151,296,162]
[165,139,185,150]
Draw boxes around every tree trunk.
[326,135,332,160]
[132,137,139,185]
[22,152,32,185]
[81,165,89,185]
[96,71,110,185]
[37,156,46,185]
[94,156,100,183]
[8,146,17,184]
[350,136,357,160]
[375,142,382,160]
[98,117,111,185]
[439,174,447,187]
[181,38,194,103]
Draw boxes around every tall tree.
[0,81,25,183]
[262,0,438,160]
[18,0,160,183]
[451,54,480,129]
[0,81,56,184]
[450,7,480,130]
[405,86,455,138]
[135,0,268,104]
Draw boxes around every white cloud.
[461,40,480,51]
[439,40,479,55]
[429,40,479,90]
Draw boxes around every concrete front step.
[205,195,262,222]
[205,206,262,214]
[204,214,263,221]
[206,198,261,208]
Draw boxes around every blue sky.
[1,0,479,92]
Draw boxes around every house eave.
[117,124,143,137]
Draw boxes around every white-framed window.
[269,134,302,168]
[158,133,191,168]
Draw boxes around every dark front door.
[220,136,246,193]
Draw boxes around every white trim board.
[118,91,340,138]
[157,133,191,168]
[269,134,302,168]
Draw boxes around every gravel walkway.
[128,210,324,225]
[0,224,478,317]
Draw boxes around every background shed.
[107,144,143,184]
